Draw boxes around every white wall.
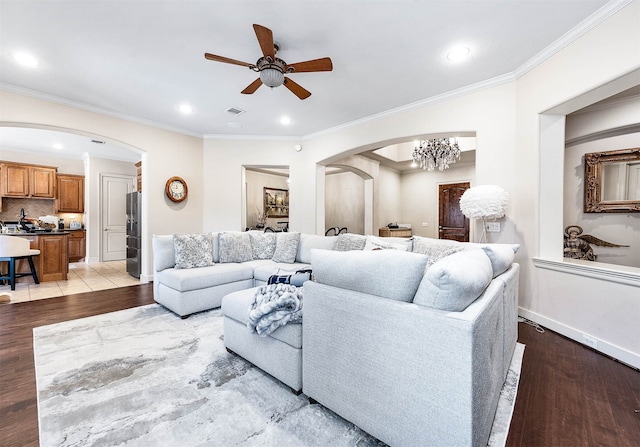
[85,156,137,263]
[400,161,476,239]
[245,170,289,229]
[377,165,402,231]
[516,0,640,367]
[325,171,365,234]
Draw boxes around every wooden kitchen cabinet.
[0,162,56,198]
[68,230,86,262]
[57,174,85,213]
[12,233,68,282]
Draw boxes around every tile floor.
[0,260,144,303]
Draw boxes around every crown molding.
[0,82,202,138]
[514,0,635,79]
[305,73,516,140]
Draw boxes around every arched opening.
[0,124,143,274]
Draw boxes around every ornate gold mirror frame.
[584,147,640,213]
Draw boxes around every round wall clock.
[165,176,188,203]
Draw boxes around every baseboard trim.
[518,307,640,370]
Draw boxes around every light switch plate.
[486,222,501,232]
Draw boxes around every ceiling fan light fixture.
[260,67,285,87]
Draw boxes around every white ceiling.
[0,0,619,160]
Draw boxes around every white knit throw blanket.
[247,283,303,336]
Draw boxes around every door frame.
[100,173,135,262]
[438,181,471,242]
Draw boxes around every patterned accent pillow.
[173,233,214,269]
[272,232,301,263]
[219,232,253,263]
[412,235,466,266]
[248,232,277,260]
[335,233,367,251]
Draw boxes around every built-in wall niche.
[584,148,640,211]
[243,166,289,231]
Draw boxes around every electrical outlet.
[421,222,429,227]
[582,334,598,349]
[486,222,500,232]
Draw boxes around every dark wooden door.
[438,182,470,241]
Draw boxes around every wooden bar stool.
[0,236,40,290]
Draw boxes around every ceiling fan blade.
[241,78,263,94]
[253,24,275,60]
[283,77,311,100]
[204,53,253,68]
[286,57,333,73]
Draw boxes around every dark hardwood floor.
[1,286,638,447]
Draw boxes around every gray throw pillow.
[481,244,515,278]
[272,232,301,263]
[311,248,429,302]
[173,233,214,269]
[335,233,367,251]
[218,232,253,263]
[412,235,465,266]
[413,249,493,311]
[249,232,277,260]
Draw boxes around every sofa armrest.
[302,279,506,447]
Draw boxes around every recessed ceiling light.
[13,52,39,67]
[446,46,470,62]
[279,116,291,125]
[52,143,63,150]
[294,144,303,152]
[178,104,193,114]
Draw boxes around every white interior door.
[101,174,135,261]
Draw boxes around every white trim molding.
[532,257,640,287]
[518,307,640,370]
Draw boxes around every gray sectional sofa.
[152,231,519,446]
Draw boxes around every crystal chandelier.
[412,138,461,171]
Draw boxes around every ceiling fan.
[204,24,333,100]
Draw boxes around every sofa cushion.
[481,244,516,278]
[173,233,214,269]
[219,232,253,263]
[334,233,367,251]
[248,231,277,260]
[158,263,254,292]
[297,234,338,263]
[272,232,301,263]
[412,236,466,266]
[413,249,493,311]
[152,234,176,271]
[364,235,409,251]
[222,288,303,349]
[311,249,429,302]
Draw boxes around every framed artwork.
[264,187,289,218]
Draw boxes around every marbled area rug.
[34,304,524,447]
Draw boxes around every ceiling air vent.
[91,139,105,144]
[224,107,245,116]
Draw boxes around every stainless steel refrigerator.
[126,191,141,278]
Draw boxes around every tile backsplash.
[0,198,84,227]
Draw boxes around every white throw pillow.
[413,249,493,311]
[218,232,253,263]
[248,231,277,260]
[173,233,214,269]
[335,233,367,251]
[272,232,301,263]
[364,235,409,251]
